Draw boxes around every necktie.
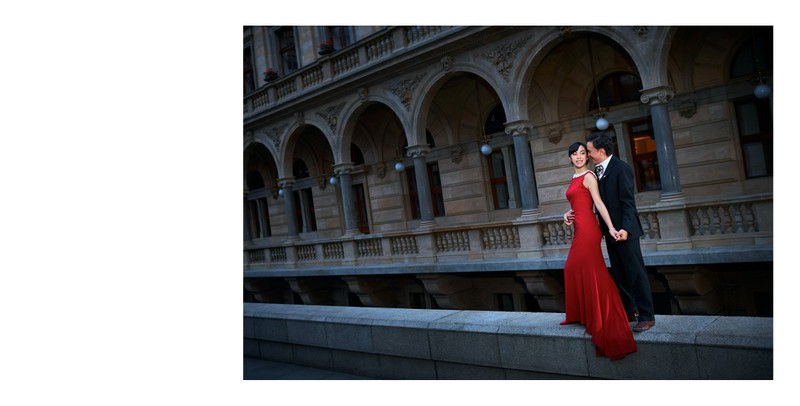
[594,164,604,178]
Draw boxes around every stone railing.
[243,26,459,119]
[244,195,772,271]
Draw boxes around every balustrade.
[243,27,458,116]
[243,197,771,272]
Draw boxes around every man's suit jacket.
[596,156,643,239]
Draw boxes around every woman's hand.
[563,209,574,225]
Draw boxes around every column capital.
[333,162,355,175]
[504,120,535,137]
[406,144,430,159]
[640,86,675,106]
[277,177,296,189]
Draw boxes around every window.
[487,150,510,209]
[353,184,370,234]
[245,171,271,239]
[406,162,446,219]
[735,97,772,178]
[325,26,352,50]
[627,118,661,192]
[293,188,317,233]
[589,72,643,111]
[244,47,256,94]
[275,27,298,73]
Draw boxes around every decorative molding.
[479,37,528,81]
[357,88,369,105]
[440,55,454,73]
[504,121,533,137]
[450,146,463,164]
[244,131,254,147]
[294,111,304,125]
[406,145,430,159]
[640,86,674,105]
[333,163,355,176]
[388,73,426,110]
[267,125,287,149]
[632,26,649,38]
[676,98,697,118]
[558,26,575,39]
[373,163,386,179]
[546,124,563,144]
[317,103,346,132]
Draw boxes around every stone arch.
[340,94,407,165]
[282,123,335,180]
[412,64,508,150]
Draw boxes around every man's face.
[586,141,604,164]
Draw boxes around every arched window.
[589,72,642,111]
[484,103,506,135]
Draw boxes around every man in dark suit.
[585,132,655,332]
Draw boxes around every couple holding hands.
[560,132,655,361]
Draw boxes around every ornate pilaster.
[640,86,684,202]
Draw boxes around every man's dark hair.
[586,131,613,155]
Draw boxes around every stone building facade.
[243,26,773,317]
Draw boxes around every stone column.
[243,188,252,242]
[408,144,435,227]
[505,120,540,217]
[640,86,684,202]
[333,163,360,236]
[278,178,299,241]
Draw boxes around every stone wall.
[244,303,772,379]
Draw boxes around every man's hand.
[615,229,629,241]
[563,209,575,226]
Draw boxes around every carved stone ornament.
[294,111,304,125]
[504,121,533,137]
[244,131,254,147]
[632,26,649,38]
[450,146,463,163]
[358,88,369,104]
[640,86,674,105]
[373,162,386,179]
[547,125,562,144]
[268,125,287,148]
[676,98,697,118]
[388,73,426,110]
[316,103,345,132]
[406,145,430,159]
[479,37,528,81]
[441,55,454,73]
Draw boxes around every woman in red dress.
[560,142,637,360]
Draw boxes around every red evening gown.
[562,171,637,360]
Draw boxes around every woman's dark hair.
[568,142,585,156]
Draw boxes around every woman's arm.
[584,173,619,239]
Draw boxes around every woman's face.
[570,145,588,168]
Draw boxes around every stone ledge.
[244,303,772,379]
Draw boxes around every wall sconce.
[329,176,338,185]
[278,188,285,197]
